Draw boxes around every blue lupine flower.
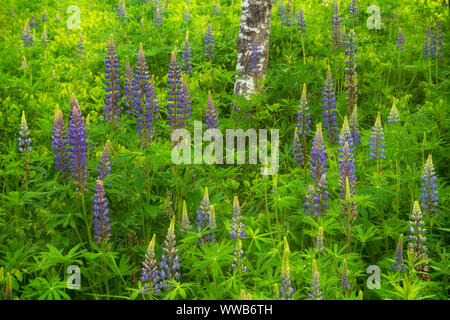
[231,239,249,272]
[117,0,126,17]
[29,15,38,28]
[396,27,404,50]
[420,155,439,217]
[159,216,181,289]
[42,9,48,22]
[292,131,304,167]
[180,200,192,233]
[68,93,88,193]
[229,196,246,239]
[182,75,192,127]
[97,140,111,182]
[369,112,386,160]
[348,0,358,25]
[408,201,430,280]
[51,109,69,176]
[304,174,329,217]
[93,179,111,244]
[315,227,324,253]
[423,23,434,58]
[140,234,162,295]
[204,23,215,59]
[167,51,185,130]
[432,20,443,59]
[310,123,327,183]
[196,187,214,243]
[387,100,400,123]
[278,0,288,25]
[181,31,192,74]
[21,22,33,47]
[184,6,191,22]
[205,91,219,130]
[214,3,220,16]
[279,237,294,300]
[309,260,323,300]
[391,234,405,272]
[296,5,306,35]
[18,111,32,153]
[341,259,350,290]
[104,35,122,124]
[322,66,338,143]
[296,84,311,136]
[349,105,360,146]
[76,34,86,59]
[344,29,358,114]
[338,121,357,217]
[124,57,134,115]
[154,7,163,29]
[331,1,342,50]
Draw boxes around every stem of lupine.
[301,35,306,65]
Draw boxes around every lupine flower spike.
[196,187,213,243]
[279,237,294,300]
[124,56,134,115]
[349,105,360,146]
[104,35,122,125]
[97,140,111,182]
[42,9,48,22]
[21,21,33,47]
[344,29,358,114]
[229,195,246,239]
[388,100,401,123]
[117,0,127,17]
[204,23,215,59]
[167,51,185,130]
[338,134,357,218]
[41,25,49,45]
[214,3,220,16]
[181,31,192,75]
[304,174,329,217]
[159,216,181,289]
[140,234,162,295]
[180,200,192,233]
[296,5,306,35]
[408,201,430,280]
[432,20,443,60]
[423,22,434,58]
[18,111,32,154]
[309,259,323,300]
[349,0,358,25]
[209,205,217,232]
[296,84,311,137]
[322,66,338,143]
[369,112,386,160]
[331,1,342,51]
[93,179,111,245]
[231,238,249,272]
[76,34,86,59]
[341,259,350,291]
[421,155,438,217]
[292,130,304,167]
[29,15,38,28]
[205,91,219,131]
[397,27,404,50]
[310,123,327,184]
[391,234,405,271]
[315,227,324,253]
[68,93,88,192]
[154,7,163,29]
[184,6,191,22]
[51,109,69,176]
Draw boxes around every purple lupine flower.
[420,155,439,217]
[432,20,443,60]
[341,259,350,290]
[93,179,111,245]
[51,109,69,175]
[396,27,404,50]
[182,75,192,127]
[322,66,338,143]
[387,101,400,123]
[309,260,323,300]
[304,184,315,215]
[331,1,343,51]
[159,216,181,289]
[349,105,360,146]
[408,201,430,280]
[423,23,434,58]
[42,9,48,22]
[338,119,357,218]
[41,25,49,45]
[140,234,162,295]
[213,3,220,16]
[167,51,185,130]
[180,200,192,233]
[348,0,358,25]
[205,91,219,130]
[296,5,306,35]
[304,174,328,217]
[250,34,263,77]
[68,93,88,192]
[97,140,111,181]
[124,57,134,115]
[133,44,157,144]
[18,111,32,153]
[296,84,311,137]
[104,35,122,124]
[231,239,249,272]
[278,0,288,25]
[344,29,358,115]
[310,123,327,183]
[204,23,215,59]
[76,34,86,60]
[279,237,294,300]
[117,0,126,17]
[315,227,324,253]
[229,196,246,239]
[181,31,192,75]
[21,22,33,47]
[391,234,405,272]
[29,15,38,28]
[369,112,386,160]
[292,130,304,167]
[196,187,214,244]
[154,7,163,29]
[183,6,191,22]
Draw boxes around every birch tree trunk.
[234,0,273,98]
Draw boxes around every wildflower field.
[0,0,448,301]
